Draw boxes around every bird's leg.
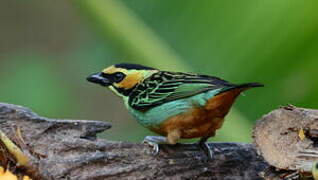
[142,136,167,155]
[167,129,180,145]
[198,136,213,160]
[142,130,180,155]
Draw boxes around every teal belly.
[126,89,222,128]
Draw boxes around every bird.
[87,63,263,159]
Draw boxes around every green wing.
[128,71,233,111]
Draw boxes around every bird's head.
[87,63,158,97]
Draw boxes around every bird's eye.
[113,72,126,83]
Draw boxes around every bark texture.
[0,103,268,180]
[254,105,318,179]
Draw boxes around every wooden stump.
[253,105,318,179]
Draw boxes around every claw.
[142,140,159,155]
[142,136,167,155]
[199,142,213,160]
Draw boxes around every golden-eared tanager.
[87,63,263,158]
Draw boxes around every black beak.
[87,73,111,86]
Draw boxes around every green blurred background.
[0,0,317,142]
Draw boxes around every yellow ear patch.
[115,72,143,89]
[101,65,155,90]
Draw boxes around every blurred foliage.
[0,0,317,143]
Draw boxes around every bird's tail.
[220,82,264,94]
[234,82,264,89]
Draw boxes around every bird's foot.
[199,142,213,160]
[142,136,167,155]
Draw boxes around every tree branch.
[0,103,268,179]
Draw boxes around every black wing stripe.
[159,84,180,88]
[162,79,214,84]
[154,89,175,94]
